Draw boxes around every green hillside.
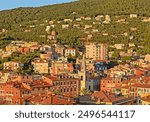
[0,0,150,53]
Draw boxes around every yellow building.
[5,45,18,53]
[3,61,24,70]
[32,59,50,74]
[24,42,38,47]
[121,86,129,97]
[0,71,11,83]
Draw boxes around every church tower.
[78,54,87,95]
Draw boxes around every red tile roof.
[31,80,52,88]
[23,93,75,105]
[92,91,128,103]
[142,95,150,102]
[131,83,150,88]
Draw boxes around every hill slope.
[0,0,150,54]
[1,0,150,27]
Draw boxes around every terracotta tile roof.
[1,82,31,91]
[121,86,130,89]
[92,91,128,103]
[131,83,150,88]
[112,86,122,89]
[141,95,150,102]
[129,75,142,79]
[31,80,52,88]
[29,45,39,47]
[65,48,76,50]
[23,93,75,105]
[101,77,113,81]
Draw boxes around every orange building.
[100,77,122,92]
[29,45,39,52]
[42,75,80,97]
[0,82,31,105]
[50,61,74,75]
[18,47,30,54]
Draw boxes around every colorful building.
[64,48,76,57]
[0,82,31,105]
[100,77,122,92]
[32,59,50,74]
[3,61,24,71]
[50,61,74,75]
[42,75,80,97]
[85,43,108,60]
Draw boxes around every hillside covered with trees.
[0,0,150,54]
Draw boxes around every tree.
[112,51,120,60]
[122,56,132,62]
[81,88,91,95]
[0,64,3,70]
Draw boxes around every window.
[16,92,18,95]
[89,86,91,91]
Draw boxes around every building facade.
[85,43,108,60]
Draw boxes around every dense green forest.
[0,0,150,53]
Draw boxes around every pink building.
[85,43,108,60]
[50,62,74,75]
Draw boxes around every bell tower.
[78,54,87,95]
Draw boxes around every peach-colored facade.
[85,43,108,60]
